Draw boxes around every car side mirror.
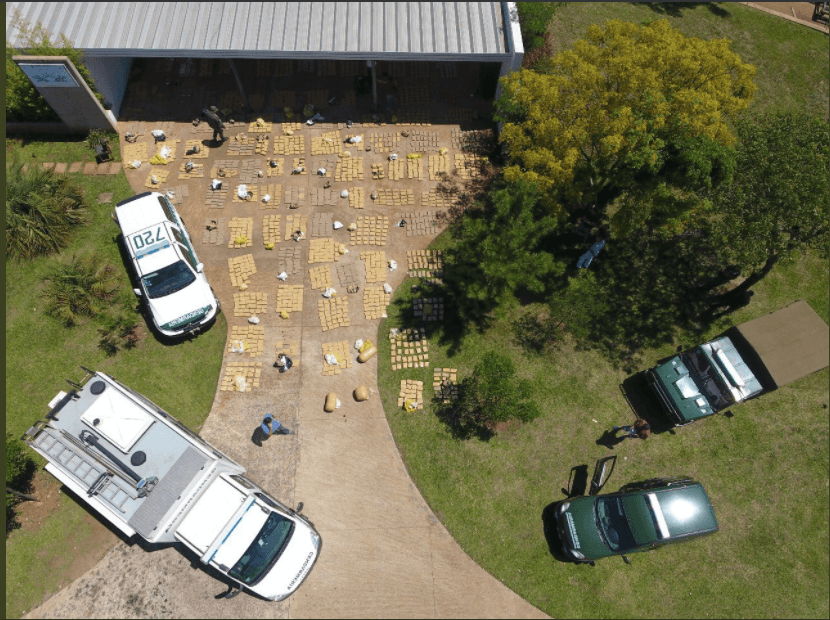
[196,263,204,273]
[622,555,631,564]
[133,288,142,297]
[295,501,304,513]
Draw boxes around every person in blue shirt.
[261,413,291,438]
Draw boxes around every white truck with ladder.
[22,368,320,601]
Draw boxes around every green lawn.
[545,2,829,118]
[380,242,829,619]
[5,137,226,618]
[379,5,829,618]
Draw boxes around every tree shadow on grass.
[636,2,731,18]
[559,230,737,373]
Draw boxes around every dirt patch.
[15,470,119,610]
[494,419,523,437]
[14,470,61,533]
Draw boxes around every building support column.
[368,60,378,111]
[227,59,252,112]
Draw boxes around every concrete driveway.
[25,61,546,619]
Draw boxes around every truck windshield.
[141,261,195,298]
[682,351,730,410]
[228,513,294,586]
[595,497,638,552]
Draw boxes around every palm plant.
[6,162,87,259]
[42,254,117,326]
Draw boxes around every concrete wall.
[84,56,133,118]
[496,2,524,102]
[12,55,118,132]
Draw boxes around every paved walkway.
[26,85,545,617]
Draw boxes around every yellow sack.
[359,340,374,353]
[406,153,422,160]
[404,399,418,412]
[280,310,289,319]
[149,154,167,165]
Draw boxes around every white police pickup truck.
[114,192,219,337]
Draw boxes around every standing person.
[260,413,291,438]
[613,418,651,440]
[202,106,226,143]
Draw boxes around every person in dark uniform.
[613,418,651,440]
[202,106,226,143]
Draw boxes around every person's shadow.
[596,429,627,450]
[251,426,269,447]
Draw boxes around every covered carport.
[6,2,523,125]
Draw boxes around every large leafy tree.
[709,112,830,293]
[496,19,755,234]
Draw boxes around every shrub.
[436,353,541,439]
[6,9,103,122]
[516,3,561,50]
[98,313,141,356]
[42,254,117,326]
[6,434,35,534]
[6,162,87,260]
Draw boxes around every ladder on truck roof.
[29,424,134,513]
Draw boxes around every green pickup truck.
[555,466,718,565]
[646,300,829,426]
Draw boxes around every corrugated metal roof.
[7,2,511,59]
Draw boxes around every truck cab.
[22,370,320,601]
[647,335,763,425]
[114,192,219,338]
[645,301,829,426]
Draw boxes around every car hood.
[562,496,613,559]
[147,280,214,328]
[247,520,319,600]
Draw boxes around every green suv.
[556,476,718,564]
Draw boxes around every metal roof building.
[7,2,523,119]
